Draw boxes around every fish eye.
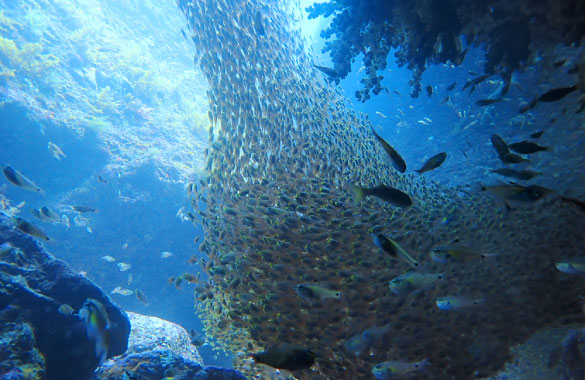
[335,292,340,296]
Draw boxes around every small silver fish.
[389,272,443,295]
[436,296,484,311]
[117,262,132,272]
[295,284,341,301]
[372,358,429,379]
[555,258,585,275]
[2,165,43,193]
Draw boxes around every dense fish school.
[175,0,585,379]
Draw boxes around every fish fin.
[414,169,423,174]
[348,184,364,204]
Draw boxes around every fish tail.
[474,298,486,305]
[349,183,364,204]
[417,358,430,370]
[94,332,108,365]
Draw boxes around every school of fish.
[172,1,585,379]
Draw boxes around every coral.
[0,37,60,75]
[307,0,585,100]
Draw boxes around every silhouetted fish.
[537,85,578,102]
[529,131,544,139]
[508,141,548,154]
[252,343,317,371]
[350,184,412,207]
[314,64,337,78]
[476,98,501,107]
[415,152,447,174]
[490,168,541,180]
[490,134,509,159]
[371,128,406,173]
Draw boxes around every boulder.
[0,214,131,380]
[483,324,585,380]
[94,312,247,380]
[125,312,203,363]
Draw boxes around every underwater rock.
[94,348,246,380]
[483,324,585,380]
[124,312,203,364]
[94,313,246,380]
[0,315,45,380]
[0,214,130,380]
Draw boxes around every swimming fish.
[314,64,338,79]
[482,183,552,203]
[462,74,491,91]
[426,85,433,96]
[508,141,548,154]
[501,153,530,164]
[558,196,585,213]
[446,82,457,91]
[13,217,50,241]
[31,208,53,223]
[58,304,75,316]
[160,251,173,258]
[490,168,541,181]
[344,324,392,356]
[537,85,578,102]
[254,11,265,36]
[78,298,111,365]
[389,272,443,295]
[2,165,43,193]
[530,131,544,139]
[490,134,510,159]
[371,233,419,267]
[519,96,538,113]
[349,184,412,207]
[555,258,585,275]
[436,296,484,311]
[101,255,116,262]
[295,284,341,301]
[189,329,206,346]
[117,262,132,271]
[111,286,133,296]
[430,246,496,263]
[370,127,406,173]
[415,152,447,174]
[72,205,97,213]
[48,142,66,160]
[135,289,148,305]
[252,343,317,371]
[476,98,501,107]
[371,358,428,379]
[40,206,61,223]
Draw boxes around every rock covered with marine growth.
[94,312,248,380]
[0,214,131,380]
